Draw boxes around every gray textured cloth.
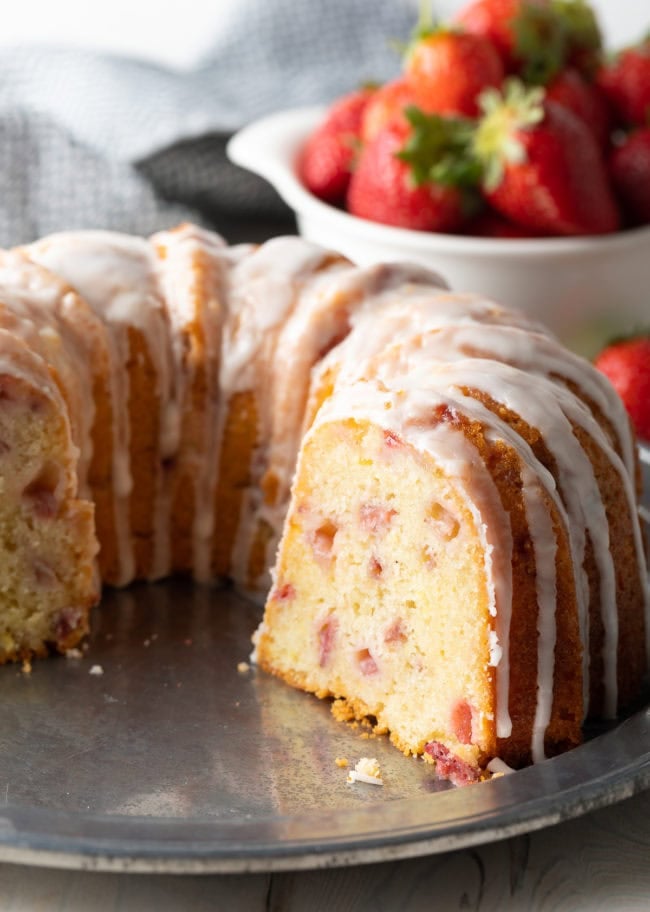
[0,0,413,245]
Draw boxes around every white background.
[0,0,646,70]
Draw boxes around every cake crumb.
[331,697,356,722]
[21,659,32,675]
[89,664,104,676]
[486,757,515,776]
[335,757,349,768]
[65,648,83,660]
[347,757,383,786]
[237,661,250,674]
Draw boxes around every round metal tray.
[0,449,648,874]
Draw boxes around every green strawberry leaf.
[413,0,435,41]
[402,1,462,63]
[512,1,567,85]
[551,0,603,52]
[550,0,603,77]
[396,107,483,189]
[599,329,650,351]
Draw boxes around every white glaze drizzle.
[521,467,558,762]
[27,231,175,586]
[228,259,451,589]
[0,254,100,499]
[0,328,69,418]
[0,328,83,507]
[251,261,449,585]
[223,238,352,586]
[150,224,244,580]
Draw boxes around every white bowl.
[227,106,650,355]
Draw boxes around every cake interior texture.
[0,223,646,782]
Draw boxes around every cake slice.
[255,384,586,782]
[256,291,648,782]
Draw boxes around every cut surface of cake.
[0,223,646,783]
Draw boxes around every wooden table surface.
[2,786,650,911]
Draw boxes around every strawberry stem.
[397,107,483,189]
[474,79,546,191]
[417,0,434,37]
[551,0,603,52]
[512,1,567,85]
[403,2,460,63]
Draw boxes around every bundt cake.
[0,223,646,783]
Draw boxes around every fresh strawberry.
[404,26,504,118]
[300,87,375,204]
[347,111,479,232]
[474,79,620,235]
[455,0,566,84]
[609,127,650,226]
[360,77,418,144]
[597,38,650,127]
[546,67,611,147]
[550,0,603,78]
[594,335,650,441]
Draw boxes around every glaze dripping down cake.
[0,224,646,782]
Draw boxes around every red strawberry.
[455,0,566,84]
[594,336,650,441]
[474,79,620,235]
[361,77,418,144]
[300,87,375,204]
[404,26,504,118]
[347,112,478,232]
[597,39,650,127]
[546,67,611,147]
[609,127,650,226]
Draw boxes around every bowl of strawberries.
[228,0,650,354]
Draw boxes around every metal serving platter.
[0,449,649,874]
